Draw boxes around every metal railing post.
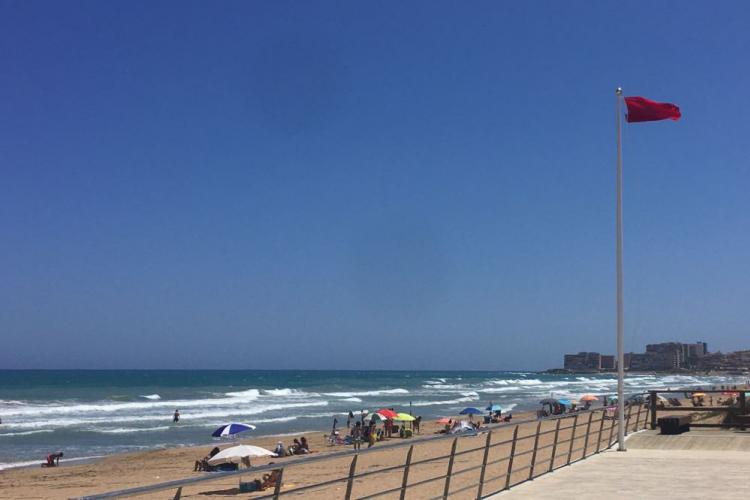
[399,446,414,500]
[566,415,579,465]
[476,431,492,500]
[595,410,606,453]
[528,420,542,480]
[740,392,747,431]
[442,438,459,500]
[344,455,358,500]
[548,418,561,473]
[581,411,594,457]
[608,409,616,447]
[624,404,633,436]
[649,390,657,430]
[173,487,182,500]
[504,426,519,490]
[635,399,643,432]
[273,468,284,500]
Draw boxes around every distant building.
[564,352,601,371]
[696,350,750,371]
[623,353,633,370]
[600,355,615,370]
[646,342,684,369]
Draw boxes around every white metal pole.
[615,87,626,451]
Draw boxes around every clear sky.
[2,1,749,370]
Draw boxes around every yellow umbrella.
[692,392,706,397]
[394,413,415,421]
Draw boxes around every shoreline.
[0,411,538,499]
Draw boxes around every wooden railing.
[75,404,650,500]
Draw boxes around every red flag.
[624,96,681,123]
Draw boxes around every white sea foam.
[339,397,362,403]
[421,384,471,391]
[96,426,170,434]
[411,394,479,407]
[0,429,54,437]
[0,455,104,471]
[262,388,308,397]
[1,401,330,431]
[322,388,409,398]
[140,394,161,400]
[0,389,263,419]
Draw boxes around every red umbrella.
[376,409,398,419]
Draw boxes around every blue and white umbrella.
[212,423,257,438]
[486,404,503,412]
[459,407,482,415]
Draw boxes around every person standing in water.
[173,409,180,422]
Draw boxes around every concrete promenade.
[490,429,750,500]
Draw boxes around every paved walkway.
[489,430,750,500]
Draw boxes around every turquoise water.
[0,369,742,468]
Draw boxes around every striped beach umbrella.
[211,422,257,438]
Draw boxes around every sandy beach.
[0,407,639,500]
[1,412,540,499]
[1,391,740,499]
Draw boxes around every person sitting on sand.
[259,469,282,490]
[273,441,286,457]
[289,438,302,455]
[42,452,63,467]
[194,447,220,471]
[300,436,310,453]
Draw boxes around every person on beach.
[368,428,376,448]
[287,439,300,455]
[332,416,338,434]
[300,436,310,453]
[414,416,421,434]
[352,422,362,450]
[173,409,180,422]
[347,411,353,428]
[274,441,286,457]
[360,409,366,425]
[42,452,63,467]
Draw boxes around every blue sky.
[1,1,749,370]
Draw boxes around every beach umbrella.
[539,398,559,405]
[436,417,452,424]
[395,413,416,421]
[692,392,706,398]
[459,407,482,415]
[557,399,571,406]
[580,395,599,402]
[486,404,503,412]
[207,445,274,465]
[376,409,398,419]
[211,423,257,438]
[366,412,388,422]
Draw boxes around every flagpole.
[615,87,626,451]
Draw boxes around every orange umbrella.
[692,392,706,398]
[580,394,599,402]
[436,417,451,424]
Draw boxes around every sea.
[0,369,745,470]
